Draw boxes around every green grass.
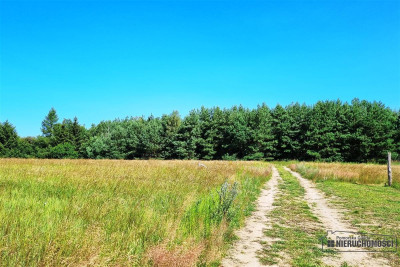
[260,165,327,267]
[0,159,271,266]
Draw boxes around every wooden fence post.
[388,152,392,186]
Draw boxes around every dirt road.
[284,167,389,267]
[222,165,390,267]
[221,166,281,267]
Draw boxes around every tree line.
[1,99,399,162]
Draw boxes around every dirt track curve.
[284,167,389,267]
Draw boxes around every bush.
[49,143,78,159]
[181,181,239,238]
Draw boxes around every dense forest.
[1,99,399,162]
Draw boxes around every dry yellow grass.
[0,159,270,266]
[290,162,400,185]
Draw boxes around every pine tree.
[41,108,59,137]
[174,110,201,159]
[271,104,293,160]
[161,111,181,158]
[198,107,216,160]
[0,121,19,156]
[246,104,275,160]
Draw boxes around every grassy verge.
[291,162,400,189]
[291,163,400,266]
[260,165,327,267]
[177,167,270,266]
[0,159,270,266]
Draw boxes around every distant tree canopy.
[1,99,399,162]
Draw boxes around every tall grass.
[0,159,270,266]
[290,162,400,188]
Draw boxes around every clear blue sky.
[1,0,399,137]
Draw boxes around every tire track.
[222,166,282,267]
[284,166,389,267]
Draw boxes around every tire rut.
[284,166,390,267]
[222,166,282,267]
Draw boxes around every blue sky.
[1,0,399,137]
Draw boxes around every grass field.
[0,159,270,266]
[290,162,400,188]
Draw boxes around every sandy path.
[284,167,389,267]
[221,166,281,267]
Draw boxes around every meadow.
[2,159,399,266]
[290,162,400,187]
[0,159,270,266]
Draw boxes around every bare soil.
[221,167,282,267]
